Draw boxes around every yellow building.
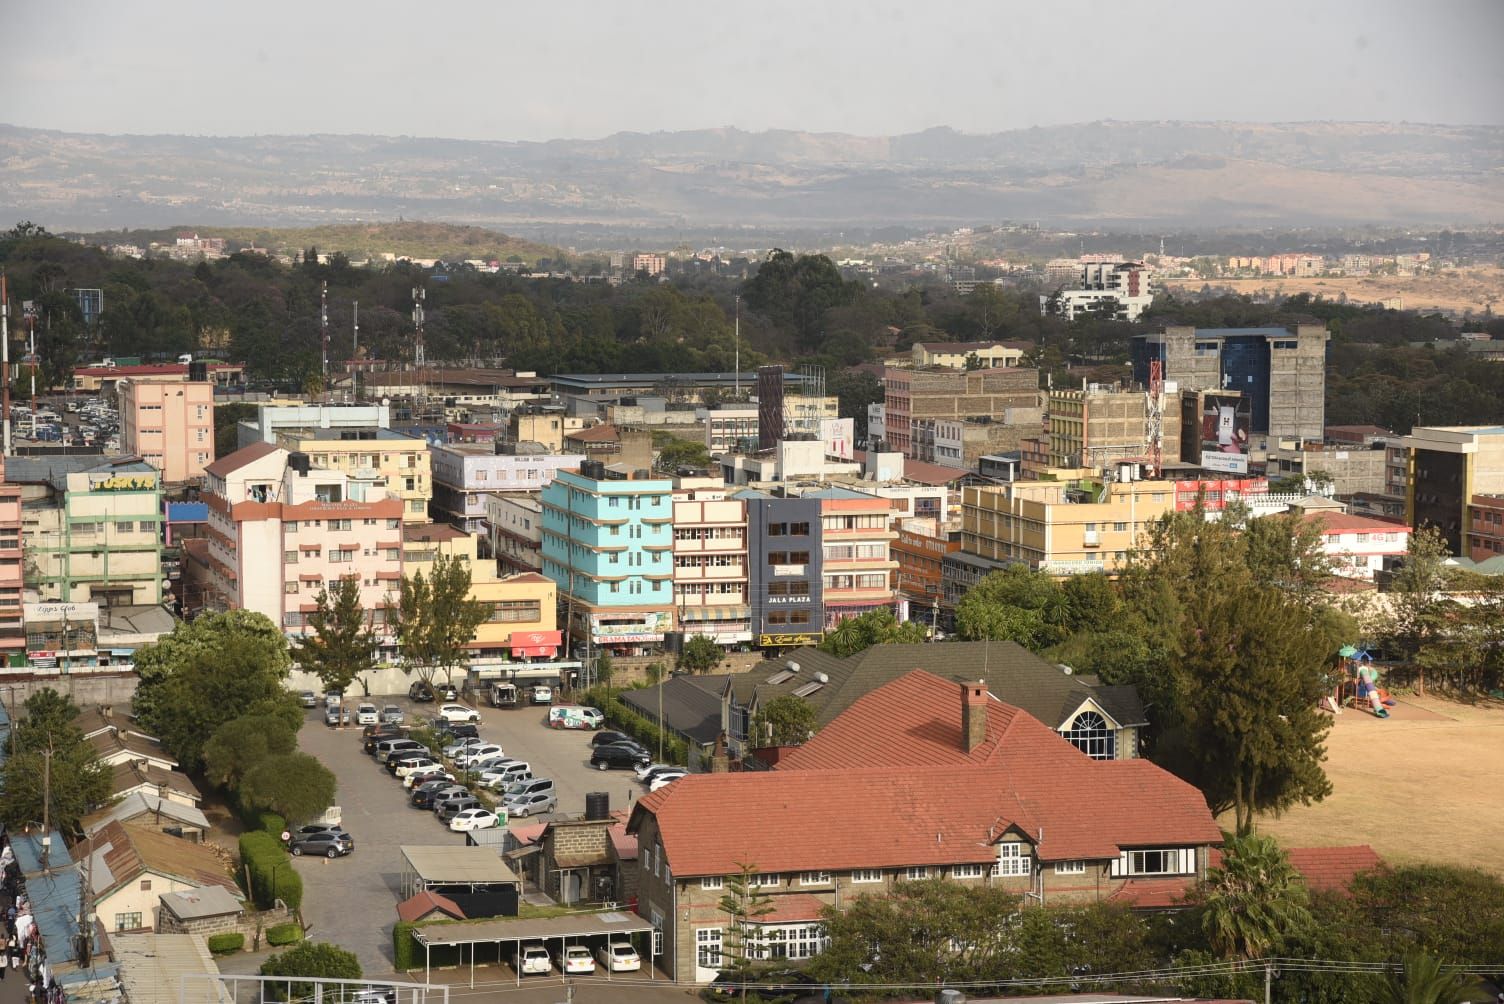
[275,428,432,522]
[401,523,558,661]
[962,478,1175,575]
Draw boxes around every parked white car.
[395,757,441,780]
[530,685,553,705]
[517,943,552,975]
[448,808,500,832]
[436,703,481,724]
[561,946,595,974]
[635,762,677,782]
[649,771,686,792]
[355,703,379,726]
[596,941,641,972]
[453,743,504,768]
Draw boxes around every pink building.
[0,459,23,666]
[203,443,404,637]
[121,379,216,483]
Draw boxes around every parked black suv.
[408,681,435,703]
[591,730,637,749]
[433,720,480,740]
[590,742,652,771]
[412,781,465,809]
[363,725,408,752]
[705,968,826,1003]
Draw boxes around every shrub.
[581,691,689,765]
[238,831,304,911]
[265,922,304,946]
[392,921,418,971]
[207,932,244,955]
[256,811,287,836]
[260,941,361,1001]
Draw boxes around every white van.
[547,705,604,731]
[489,682,518,708]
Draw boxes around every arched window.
[1064,711,1115,760]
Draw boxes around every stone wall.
[0,672,139,707]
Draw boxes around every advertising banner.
[1199,394,1251,474]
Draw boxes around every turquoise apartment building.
[540,464,675,656]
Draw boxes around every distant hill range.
[4,120,1501,232]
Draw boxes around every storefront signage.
[595,633,666,644]
[88,472,159,492]
[23,602,99,622]
[771,564,806,577]
[758,632,822,647]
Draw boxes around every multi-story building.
[883,366,1040,458]
[273,427,432,523]
[1466,494,1504,561]
[562,424,655,473]
[402,522,559,663]
[704,408,759,455]
[236,403,391,450]
[892,517,959,623]
[1041,261,1153,322]
[429,443,582,533]
[486,494,545,574]
[742,492,824,648]
[509,406,573,452]
[119,378,216,483]
[1134,325,1329,447]
[629,671,1220,983]
[810,488,898,630]
[911,415,1040,471]
[0,460,24,666]
[1267,440,1390,497]
[908,341,1029,370]
[1300,512,1412,580]
[541,466,675,656]
[1403,425,1504,554]
[631,253,667,277]
[203,444,404,637]
[15,458,164,607]
[1044,383,1161,471]
[671,480,751,648]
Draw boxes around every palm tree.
[1379,952,1482,1004]
[1199,833,1312,960]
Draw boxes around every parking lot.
[294,692,667,982]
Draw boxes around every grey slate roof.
[733,641,1147,731]
[5,454,154,491]
[620,674,730,746]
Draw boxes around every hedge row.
[579,686,689,765]
[266,922,303,946]
[392,921,418,971]
[238,830,304,911]
[206,933,244,955]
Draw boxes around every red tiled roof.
[396,890,465,924]
[566,424,621,444]
[1208,844,1381,896]
[1300,512,1412,533]
[760,893,830,923]
[403,522,468,542]
[501,572,553,584]
[777,669,1081,771]
[203,441,281,479]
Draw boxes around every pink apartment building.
[0,459,23,666]
[203,443,404,636]
[121,379,216,483]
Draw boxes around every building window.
[285,550,299,564]
[1054,860,1087,875]
[750,924,825,961]
[902,866,928,881]
[285,582,299,594]
[696,928,723,970]
[1122,849,1194,877]
[993,842,1031,877]
[1063,711,1115,760]
[140,879,152,891]
[951,864,984,879]
[799,871,831,886]
[751,872,782,888]
[114,912,143,931]
[700,876,723,891]
[851,869,883,883]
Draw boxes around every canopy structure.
[400,845,519,899]
[411,909,654,987]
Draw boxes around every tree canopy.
[748,695,818,747]
[818,608,927,657]
[0,689,110,834]
[390,553,492,688]
[290,577,378,696]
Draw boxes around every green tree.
[1379,951,1483,1004]
[657,438,712,471]
[717,863,776,999]
[203,714,299,790]
[1196,833,1312,960]
[239,752,338,825]
[677,634,723,673]
[0,690,110,834]
[132,611,299,771]
[214,402,259,459]
[817,609,927,657]
[1349,864,1504,962]
[1390,525,1452,691]
[1244,511,1336,603]
[259,940,361,1001]
[810,879,1018,990]
[1061,572,1119,633]
[1166,582,1335,834]
[954,565,1069,649]
[741,250,858,350]
[748,694,818,747]
[1008,903,1154,991]
[391,554,490,689]
[290,577,378,696]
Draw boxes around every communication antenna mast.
[733,294,741,399]
[320,280,329,389]
[411,286,427,402]
[1,270,10,456]
[352,300,360,402]
[1146,358,1165,478]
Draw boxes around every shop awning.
[680,605,751,622]
[509,629,561,657]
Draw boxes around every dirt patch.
[1229,694,1504,874]
[1165,266,1504,315]
[197,784,248,854]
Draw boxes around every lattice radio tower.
[411,286,427,401]
[1146,358,1165,477]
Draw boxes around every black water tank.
[188,361,207,382]
[585,792,610,821]
[289,452,311,476]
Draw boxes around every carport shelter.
[411,909,654,987]
[400,845,520,919]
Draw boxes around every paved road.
[291,695,658,981]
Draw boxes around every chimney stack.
[961,680,988,753]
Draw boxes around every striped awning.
[681,605,751,622]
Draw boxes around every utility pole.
[1,270,10,456]
[320,280,329,401]
[77,845,93,967]
[351,300,360,403]
[733,294,741,399]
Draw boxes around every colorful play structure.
[1326,646,1398,718]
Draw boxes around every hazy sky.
[11,0,1503,141]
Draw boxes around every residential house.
[429,443,582,534]
[1300,512,1412,580]
[80,792,210,843]
[909,341,1029,370]
[628,673,1220,982]
[110,761,202,808]
[722,643,1145,764]
[87,725,177,772]
[272,427,432,523]
[75,821,241,932]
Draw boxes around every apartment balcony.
[823,557,899,572]
[673,565,748,581]
[822,526,898,540]
[673,536,746,553]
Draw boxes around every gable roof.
[80,792,210,837]
[110,761,202,804]
[735,641,1144,733]
[565,424,621,444]
[620,675,728,745]
[88,727,176,768]
[202,440,281,479]
[396,890,466,924]
[1300,512,1412,534]
[630,751,1221,877]
[76,821,238,901]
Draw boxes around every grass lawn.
[1229,694,1504,874]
